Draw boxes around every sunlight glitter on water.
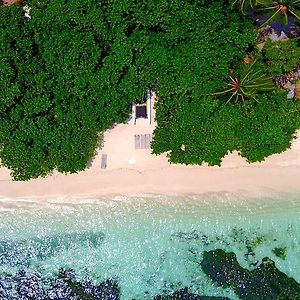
[0,193,299,299]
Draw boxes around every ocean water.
[0,193,299,299]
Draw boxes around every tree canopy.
[1,0,300,180]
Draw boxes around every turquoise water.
[0,193,299,299]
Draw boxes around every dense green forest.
[1,0,300,180]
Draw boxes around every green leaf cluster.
[213,60,274,103]
[263,38,300,76]
[256,0,300,28]
[153,90,300,165]
[231,0,300,28]
[230,0,257,15]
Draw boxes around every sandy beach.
[1,2,300,201]
[1,102,300,200]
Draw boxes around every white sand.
[2,0,22,6]
[1,102,300,200]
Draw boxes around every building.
[132,90,152,125]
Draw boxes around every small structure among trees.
[132,90,152,125]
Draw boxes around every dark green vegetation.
[154,288,229,300]
[153,89,300,165]
[0,0,135,180]
[272,246,287,259]
[212,60,274,103]
[1,0,300,179]
[231,0,257,15]
[201,249,300,299]
[256,0,300,28]
[231,0,300,28]
[263,38,300,75]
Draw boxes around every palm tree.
[256,0,300,28]
[230,0,257,15]
[213,60,274,103]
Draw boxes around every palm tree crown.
[256,0,300,28]
[213,60,274,103]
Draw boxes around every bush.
[1,0,299,179]
[153,90,300,165]
[263,38,300,76]
[0,0,138,179]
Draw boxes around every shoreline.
[1,105,300,201]
[2,156,300,201]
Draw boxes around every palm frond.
[259,10,281,28]
[231,0,257,14]
[240,61,257,84]
[256,0,300,28]
[212,60,274,104]
[289,7,300,21]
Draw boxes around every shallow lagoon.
[0,193,299,299]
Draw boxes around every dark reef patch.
[153,287,230,299]
[201,249,300,299]
[0,269,120,300]
[272,247,287,260]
